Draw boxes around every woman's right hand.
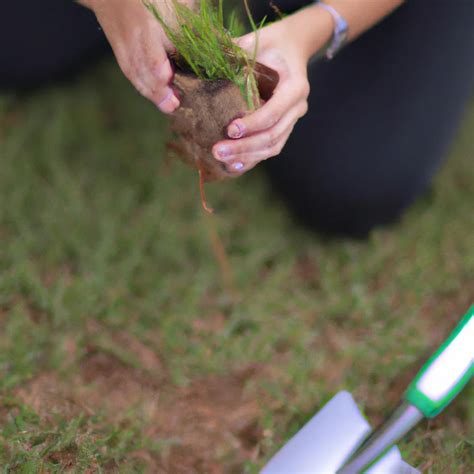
[80,0,181,113]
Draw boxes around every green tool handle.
[405,305,474,418]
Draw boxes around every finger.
[225,149,274,175]
[135,50,179,113]
[224,126,296,175]
[234,30,274,55]
[213,102,306,160]
[145,37,180,112]
[227,77,309,138]
[135,60,179,113]
[146,62,180,113]
[234,32,258,53]
[129,29,177,112]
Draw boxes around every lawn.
[0,61,473,473]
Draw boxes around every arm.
[213,0,404,175]
[328,0,405,42]
[78,0,186,113]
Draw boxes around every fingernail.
[169,94,180,110]
[157,89,179,113]
[157,88,172,106]
[232,162,244,171]
[228,121,245,139]
[215,145,230,159]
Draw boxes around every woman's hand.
[213,6,333,175]
[80,0,188,113]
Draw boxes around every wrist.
[287,5,335,61]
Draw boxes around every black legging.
[1,1,473,237]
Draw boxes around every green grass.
[0,62,473,472]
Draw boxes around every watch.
[318,2,349,59]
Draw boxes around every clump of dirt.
[169,64,278,183]
[170,73,247,183]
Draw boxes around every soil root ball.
[170,64,279,183]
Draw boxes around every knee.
[267,168,423,238]
[291,189,415,238]
[307,191,415,237]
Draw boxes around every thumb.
[234,32,258,54]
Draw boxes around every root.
[195,168,237,300]
[206,213,237,301]
[192,168,237,301]
[199,168,214,214]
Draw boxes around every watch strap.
[318,1,349,59]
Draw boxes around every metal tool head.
[261,391,419,474]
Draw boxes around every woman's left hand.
[212,6,333,175]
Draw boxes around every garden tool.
[262,306,474,474]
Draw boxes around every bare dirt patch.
[11,344,264,473]
[14,372,81,421]
[78,348,263,473]
[78,346,163,417]
[149,365,263,474]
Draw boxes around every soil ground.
[0,62,473,472]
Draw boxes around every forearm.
[286,0,405,60]
[323,0,405,41]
